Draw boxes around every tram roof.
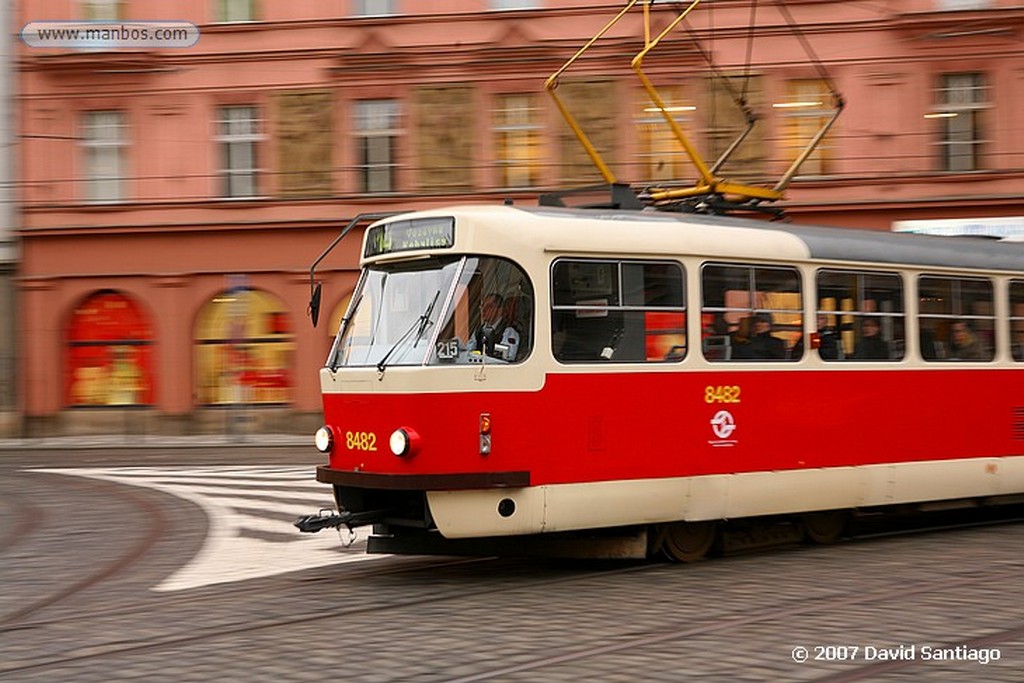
[509,206,1024,273]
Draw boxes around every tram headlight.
[314,426,335,454]
[389,427,421,457]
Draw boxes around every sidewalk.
[0,433,311,450]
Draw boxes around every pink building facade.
[16,0,1024,436]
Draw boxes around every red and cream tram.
[298,204,1024,560]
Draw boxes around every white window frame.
[493,93,541,189]
[777,79,835,177]
[933,72,988,172]
[354,100,401,194]
[636,86,694,183]
[489,0,539,10]
[81,110,127,204]
[215,106,263,199]
[81,0,121,21]
[217,0,256,23]
[935,0,991,10]
[353,0,396,16]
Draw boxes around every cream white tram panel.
[427,455,1024,538]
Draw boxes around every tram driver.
[467,292,521,362]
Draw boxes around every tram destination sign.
[365,217,455,257]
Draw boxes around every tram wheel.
[800,510,848,545]
[659,521,718,563]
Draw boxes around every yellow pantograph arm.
[631,0,784,204]
[630,1,714,186]
[544,0,646,185]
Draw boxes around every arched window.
[194,287,294,405]
[65,290,155,406]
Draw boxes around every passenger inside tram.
[741,313,787,360]
[816,314,841,360]
[727,316,753,359]
[950,320,985,360]
[852,316,889,360]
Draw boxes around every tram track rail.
[0,552,494,632]
[8,505,1019,635]
[0,557,656,676]
[0,473,169,629]
[444,558,1024,683]
[1,508,1021,679]
[813,622,1024,682]
[0,491,44,556]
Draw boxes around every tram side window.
[815,270,904,362]
[701,263,802,362]
[551,259,686,363]
[918,276,994,362]
[1011,280,1024,362]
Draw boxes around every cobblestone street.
[1,445,1021,682]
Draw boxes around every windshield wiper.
[328,291,364,371]
[376,290,441,375]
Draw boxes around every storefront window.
[195,287,294,405]
[66,290,155,406]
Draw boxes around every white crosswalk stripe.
[33,465,386,592]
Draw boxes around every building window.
[216,106,261,198]
[932,73,987,172]
[556,79,617,186]
[701,263,802,362]
[355,100,400,194]
[816,270,904,361]
[81,110,127,203]
[217,0,256,22]
[81,0,121,20]
[552,260,686,363]
[705,75,766,183]
[494,94,541,189]
[918,275,994,361]
[635,86,693,183]
[777,79,835,177]
[490,0,539,9]
[353,0,395,15]
[1011,280,1024,361]
[936,0,991,9]
[66,291,155,407]
[194,286,294,405]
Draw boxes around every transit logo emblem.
[710,410,736,440]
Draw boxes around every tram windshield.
[330,256,533,369]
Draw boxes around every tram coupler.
[294,509,389,533]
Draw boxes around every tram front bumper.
[314,465,531,491]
